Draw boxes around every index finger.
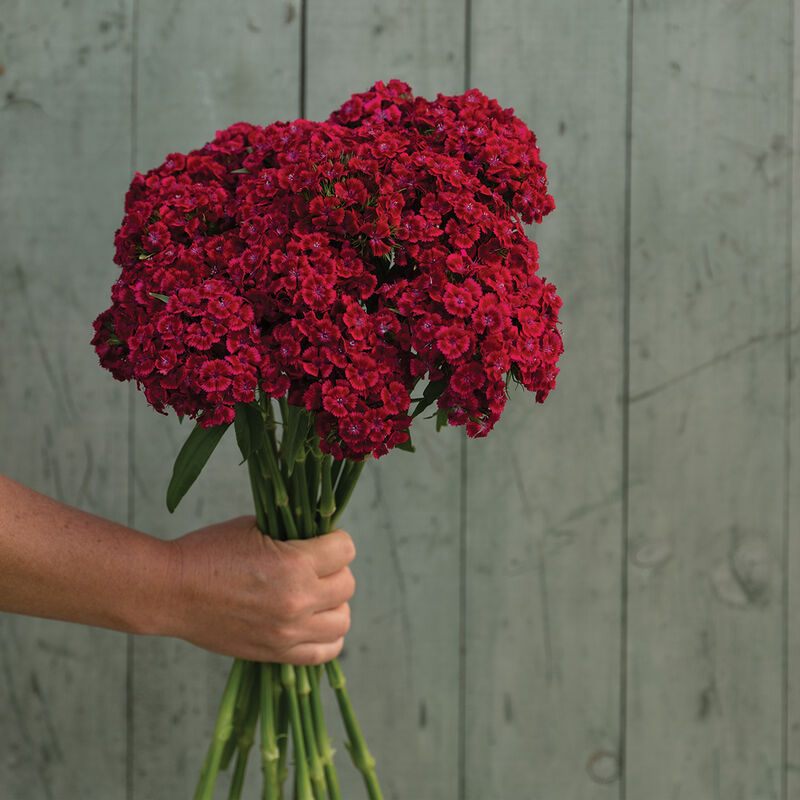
[296,529,356,577]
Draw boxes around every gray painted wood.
[0,1,797,798]
[128,2,301,797]
[789,1,799,795]
[466,2,628,798]
[626,1,791,797]
[305,0,466,114]
[305,3,465,797]
[0,1,134,797]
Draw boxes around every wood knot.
[631,538,673,569]
[711,537,772,608]
[586,750,618,784]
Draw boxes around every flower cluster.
[93,80,562,459]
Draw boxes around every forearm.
[0,474,173,636]
[0,474,356,663]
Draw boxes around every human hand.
[160,517,356,664]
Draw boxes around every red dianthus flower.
[94,81,560,458]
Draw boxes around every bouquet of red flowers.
[93,79,561,799]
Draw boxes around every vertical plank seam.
[300,0,308,118]
[464,0,472,91]
[781,3,795,798]
[459,5,472,797]
[126,1,140,797]
[459,434,468,800]
[620,1,635,798]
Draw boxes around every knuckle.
[306,644,327,666]
[280,589,310,620]
[319,639,344,664]
[343,568,356,599]
[272,624,296,648]
[339,604,352,635]
[281,542,311,572]
[340,532,356,561]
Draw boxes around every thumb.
[284,529,356,577]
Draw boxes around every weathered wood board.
[788,1,799,795]
[0,1,134,797]
[626,1,791,797]
[0,0,796,798]
[128,2,301,797]
[305,3,466,797]
[466,1,628,798]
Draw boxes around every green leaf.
[395,434,416,453]
[411,378,446,419]
[435,408,449,431]
[166,420,231,512]
[230,167,250,174]
[148,292,169,303]
[233,402,266,463]
[234,407,251,463]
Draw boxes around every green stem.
[221,660,258,771]
[248,427,281,540]
[213,662,249,775]
[293,451,315,539]
[291,461,304,533]
[260,437,299,540]
[248,457,269,535]
[275,665,290,792]
[265,400,281,455]
[264,399,289,490]
[324,659,382,800]
[330,458,344,495]
[263,472,283,540]
[280,664,314,800]
[229,665,261,800]
[297,666,325,800]
[232,401,377,800]
[279,397,298,463]
[319,455,335,534]
[229,750,248,800]
[194,659,245,800]
[309,665,341,800]
[260,663,280,800]
[308,441,322,520]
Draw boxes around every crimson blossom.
[93,80,562,459]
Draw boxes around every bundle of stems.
[192,394,382,800]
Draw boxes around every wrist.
[119,534,182,639]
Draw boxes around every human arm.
[0,474,355,664]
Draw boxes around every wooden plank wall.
[0,1,796,799]
[0,3,133,797]
[788,4,799,797]
[627,4,791,798]
[466,2,628,798]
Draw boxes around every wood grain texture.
[788,1,799,795]
[466,2,628,798]
[0,1,134,797]
[626,1,791,797]
[0,1,797,798]
[304,3,466,797]
[305,0,466,116]
[128,2,301,797]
